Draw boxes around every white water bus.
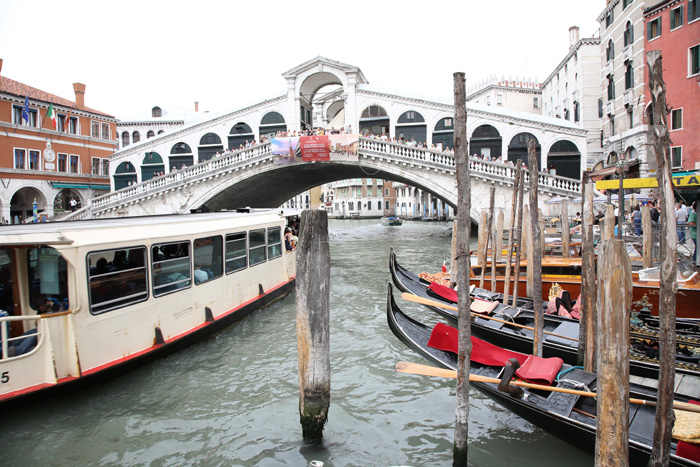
[0,209,297,407]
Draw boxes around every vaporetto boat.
[0,209,297,407]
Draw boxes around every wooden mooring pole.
[511,168,525,307]
[578,175,596,371]
[527,139,543,357]
[453,71,472,466]
[595,238,632,466]
[503,161,522,305]
[296,209,331,442]
[492,207,504,293]
[647,49,678,467]
[642,203,653,269]
[561,201,570,259]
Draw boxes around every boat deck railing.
[0,311,71,360]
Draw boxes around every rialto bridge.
[71,57,588,221]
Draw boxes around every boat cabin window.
[267,227,282,260]
[193,235,223,285]
[249,229,267,266]
[27,247,70,313]
[152,241,191,297]
[0,249,13,316]
[87,247,148,314]
[225,232,247,274]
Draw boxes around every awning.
[51,183,110,190]
[588,166,619,181]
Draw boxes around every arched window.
[625,62,634,90]
[132,131,141,144]
[152,106,162,118]
[606,39,615,62]
[122,131,130,147]
[147,130,155,139]
[624,21,634,47]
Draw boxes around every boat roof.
[0,209,293,248]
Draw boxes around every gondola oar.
[395,361,700,414]
[400,292,578,342]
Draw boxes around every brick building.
[644,0,700,172]
[0,59,116,222]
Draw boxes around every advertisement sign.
[329,134,359,162]
[271,137,301,165]
[300,135,330,161]
[272,134,359,164]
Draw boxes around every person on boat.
[284,227,295,251]
[633,204,642,236]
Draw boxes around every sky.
[0,0,605,120]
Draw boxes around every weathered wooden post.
[578,176,597,371]
[642,204,652,269]
[511,170,525,306]
[603,204,615,241]
[527,139,543,357]
[450,219,458,283]
[595,238,632,466]
[296,209,331,442]
[477,209,488,287]
[494,208,504,263]
[503,161,522,305]
[479,187,495,290]
[561,201,570,259]
[524,204,533,297]
[453,71,472,466]
[647,49,678,467]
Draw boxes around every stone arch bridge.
[69,138,581,223]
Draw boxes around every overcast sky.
[1,0,605,120]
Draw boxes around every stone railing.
[68,136,581,220]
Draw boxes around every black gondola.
[386,282,700,466]
[389,247,700,379]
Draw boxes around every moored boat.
[386,283,700,467]
[0,209,297,408]
[389,247,700,379]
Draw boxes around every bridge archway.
[141,152,165,182]
[547,140,580,180]
[228,122,255,150]
[432,116,454,150]
[395,110,426,144]
[114,161,137,190]
[359,104,389,136]
[259,112,287,139]
[170,142,194,171]
[470,124,502,159]
[508,132,541,168]
[198,133,224,163]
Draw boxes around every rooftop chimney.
[569,26,580,49]
[195,101,199,112]
[73,82,86,108]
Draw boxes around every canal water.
[1,219,592,466]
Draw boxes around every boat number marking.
[1,371,8,383]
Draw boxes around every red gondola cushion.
[428,282,458,303]
[427,323,563,385]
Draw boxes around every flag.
[21,95,30,124]
[64,107,73,133]
[46,103,57,129]
[442,260,447,273]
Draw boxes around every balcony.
[622,45,632,62]
[606,100,615,115]
[623,89,633,107]
[604,61,613,77]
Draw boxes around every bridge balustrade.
[68,136,581,220]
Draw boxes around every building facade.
[466,77,542,116]
[541,27,603,170]
[117,104,212,151]
[0,59,116,222]
[597,0,652,177]
[644,0,700,172]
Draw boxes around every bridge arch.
[141,152,165,182]
[228,122,255,150]
[431,115,454,150]
[169,142,194,171]
[10,186,47,222]
[359,104,389,136]
[395,110,427,144]
[259,111,287,139]
[113,161,137,190]
[470,124,502,160]
[547,139,580,179]
[198,133,224,163]
[507,132,541,168]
